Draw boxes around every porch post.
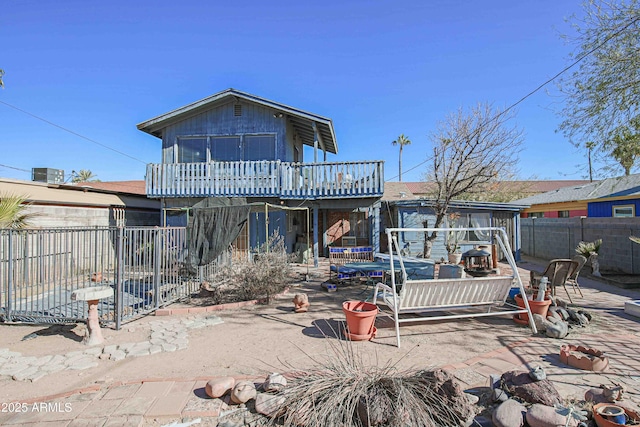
[313,206,319,267]
[371,204,380,253]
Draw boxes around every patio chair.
[529,259,579,303]
[565,255,586,298]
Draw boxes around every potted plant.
[576,238,602,277]
[445,212,462,264]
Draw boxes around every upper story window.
[528,212,544,218]
[558,210,570,218]
[177,137,207,163]
[613,205,635,217]
[175,134,275,163]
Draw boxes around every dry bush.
[209,231,294,304]
[263,340,476,427]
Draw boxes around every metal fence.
[0,226,229,328]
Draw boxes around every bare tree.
[422,103,523,257]
[557,0,640,176]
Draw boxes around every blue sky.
[1,0,592,183]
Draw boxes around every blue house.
[138,89,384,264]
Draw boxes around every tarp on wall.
[187,198,251,267]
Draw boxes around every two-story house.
[138,89,384,265]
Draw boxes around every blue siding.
[588,198,640,217]
[161,102,290,163]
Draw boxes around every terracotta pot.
[514,293,552,323]
[342,301,378,341]
[593,403,639,427]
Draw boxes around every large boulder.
[526,403,578,427]
[501,371,562,407]
[492,399,526,427]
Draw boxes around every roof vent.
[399,191,406,198]
[234,104,242,116]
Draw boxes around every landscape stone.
[545,321,569,339]
[230,380,257,404]
[206,377,236,398]
[30,355,53,366]
[263,373,287,392]
[110,350,127,361]
[255,392,285,416]
[68,358,99,370]
[532,314,547,332]
[492,399,525,427]
[526,403,578,427]
[501,371,562,407]
[161,343,178,352]
[103,345,118,355]
[12,366,40,381]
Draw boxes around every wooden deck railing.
[146,160,384,199]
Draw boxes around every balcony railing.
[146,160,384,199]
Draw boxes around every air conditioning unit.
[32,168,64,184]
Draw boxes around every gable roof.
[513,174,640,205]
[137,88,338,154]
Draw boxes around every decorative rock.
[578,310,592,321]
[206,376,236,399]
[547,310,562,322]
[465,392,480,405]
[529,366,546,381]
[255,392,286,416]
[501,371,562,407]
[555,307,570,321]
[230,380,257,404]
[545,321,569,339]
[526,403,578,427]
[492,399,526,427]
[492,388,509,403]
[555,297,569,308]
[566,308,581,322]
[574,313,589,326]
[263,373,287,392]
[585,388,619,404]
[293,293,310,313]
[532,314,548,332]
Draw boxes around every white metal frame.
[374,226,537,348]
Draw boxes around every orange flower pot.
[593,403,640,427]
[514,293,552,324]
[342,301,378,341]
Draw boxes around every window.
[613,205,635,217]
[448,212,491,243]
[528,212,544,218]
[349,211,368,238]
[244,135,276,161]
[177,137,207,163]
[558,210,570,218]
[211,136,241,161]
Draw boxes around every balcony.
[146,160,384,199]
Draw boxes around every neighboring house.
[404,180,590,201]
[138,89,384,263]
[0,178,160,227]
[380,182,528,261]
[514,174,640,218]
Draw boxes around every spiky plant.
[266,336,476,427]
[0,194,38,229]
[575,239,602,258]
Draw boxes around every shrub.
[209,231,294,304]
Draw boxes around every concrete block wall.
[521,217,640,274]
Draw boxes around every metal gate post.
[153,229,161,310]
[7,229,13,322]
[115,227,125,330]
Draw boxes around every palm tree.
[72,169,99,183]
[0,194,38,229]
[392,134,411,181]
